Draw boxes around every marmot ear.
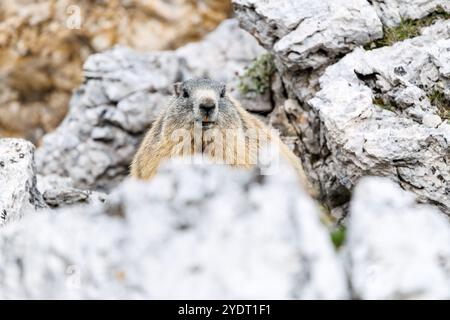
[173,82,182,96]
[220,84,227,98]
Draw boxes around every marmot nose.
[199,102,216,113]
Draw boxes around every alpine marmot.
[130,78,315,196]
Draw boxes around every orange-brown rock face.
[0,0,232,143]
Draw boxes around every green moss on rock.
[428,89,450,120]
[373,98,396,112]
[238,53,276,94]
[330,227,346,249]
[365,6,450,49]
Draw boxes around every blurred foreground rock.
[0,159,348,299]
[346,177,450,299]
[3,138,450,299]
[0,138,45,227]
[0,0,232,142]
[36,19,267,190]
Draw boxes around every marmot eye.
[220,87,226,98]
[182,88,189,98]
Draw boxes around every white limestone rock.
[308,21,450,214]
[0,138,45,227]
[233,0,383,71]
[370,0,450,27]
[347,177,450,299]
[0,159,348,299]
[37,175,107,208]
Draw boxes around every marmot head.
[164,78,242,131]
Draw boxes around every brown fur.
[131,92,316,196]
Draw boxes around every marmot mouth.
[202,121,216,128]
